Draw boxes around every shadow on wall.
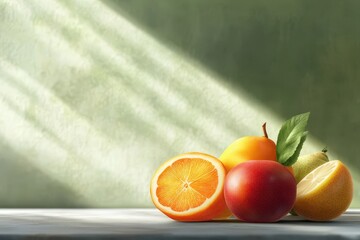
[0,138,85,207]
[103,0,360,171]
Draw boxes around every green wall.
[0,0,359,207]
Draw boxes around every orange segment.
[190,169,218,198]
[150,152,229,221]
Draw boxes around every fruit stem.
[322,147,328,153]
[262,122,269,138]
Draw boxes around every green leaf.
[281,131,308,166]
[276,112,310,166]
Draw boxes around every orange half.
[150,152,229,221]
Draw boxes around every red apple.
[224,160,296,222]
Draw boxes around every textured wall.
[0,0,359,207]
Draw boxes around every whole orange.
[220,123,281,173]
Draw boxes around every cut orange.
[150,152,229,221]
[294,160,353,221]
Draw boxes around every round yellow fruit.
[292,149,329,183]
[219,124,277,173]
[294,160,353,221]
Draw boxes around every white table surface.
[0,208,359,239]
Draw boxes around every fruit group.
[294,160,353,221]
[224,160,296,222]
[220,123,277,172]
[150,112,352,223]
[150,152,229,221]
[292,149,329,183]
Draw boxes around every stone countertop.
[0,209,359,239]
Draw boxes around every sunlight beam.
[0,58,148,206]
[0,0,358,207]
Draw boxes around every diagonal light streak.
[0,59,147,206]
[1,0,356,207]
[22,0,237,152]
